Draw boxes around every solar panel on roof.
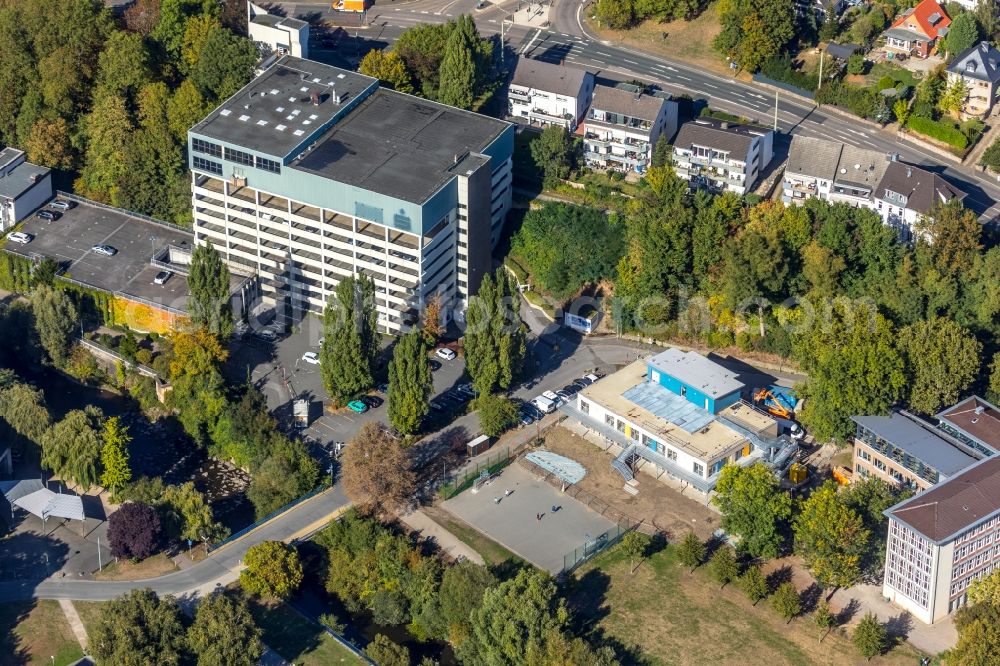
[622,382,717,434]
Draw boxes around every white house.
[582,84,677,174]
[508,58,595,130]
[873,161,966,241]
[946,42,1000,118]
[0,147,52,231]
[783,136,891,208]
[672,119,774,195]
[247,1,309,59]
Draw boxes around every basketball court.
[442,462,617,573]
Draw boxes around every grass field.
[570,543,927,666]
[0,600,85,666]
[247,597,364,666]
[92,552,178,580]
[586,5,728,77]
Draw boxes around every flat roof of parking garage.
[4,197,243,312]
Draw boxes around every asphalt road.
[0,486,350,602]
[282,0,1000,220]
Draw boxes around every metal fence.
[439,446,513,500]
[562,521,633,573]
[55,190,194,235]
[77,337,160,379]
[207,484,328,552]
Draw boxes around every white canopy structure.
[0,480,85,522]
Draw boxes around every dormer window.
[928,11,941,24]
[967,61,977,73]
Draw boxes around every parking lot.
[442,462,617,573]
[4,197,244,312]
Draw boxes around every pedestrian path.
[401,509,484,564]
[59,599,88,651]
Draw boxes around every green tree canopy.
[793,481,870,588]
[41,406,103,491]
[709,545,740,588]
[321,276,379,406]
[100,415,133,493]
[476,392,519,438]
[714,0,797,72]
[771,582,801,623]
[365,634,411,666]
[439,560,496,648]
[899,316,981,415]
[947,601,1000,665]
[161,481,228,543]
[464,268,527,395]
[739,564,769,604]
[530,125,578,186]
[240,540,303,599]
[712,463,792,559]
[388,329,432,435]
[945,11,980,56]
[31,284,78,366]
[187,591,264,666]
[359,49,414,93]
[853,612,887,660]
[677,532,706,572]
[188,243,234,337]
[90,588,186,665]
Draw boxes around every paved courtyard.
[442,462,616,573]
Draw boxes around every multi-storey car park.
[187,56,514,332]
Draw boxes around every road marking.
[623,58,638,64]
[703,83,718,89]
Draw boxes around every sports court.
[442,460,617,573]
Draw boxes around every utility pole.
[773,90,779,132]
[817,49,824,91]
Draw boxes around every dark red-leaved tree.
[107,501,161,561]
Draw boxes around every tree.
[321,276,378,406]
[187,591,264,666]
[853,612,887,660]
[709,545,740,588]
[439,561,496,647]
[794,481,870,588]
[939,76,969,115]
[240,541,303,599]
[421,293,446,345]
[365,634,411,666]
[123,0,161,35]
[847,53,865,75]
[946,11,980,57]
[619,531,651,574]
[461,568,568,666]
[463,268,527,396]
[161,481,227,543]
[189,243,233,337]
[100,416,133,493]
[530,125,577,186]
[190,25,258,100]
[95,31,152,99]
[340,421,416,515]
[437,28,476,109]
[595,0,636,28]
[0,379,52,443]
[26,117,74,169]
[739,564,769,605]
[651,134,671,168]
[989,353,1000,404]
[841,477,912,571]
[76,92,134,206]
[794,305,906,443]
[169,328,228,446]
[677,532,706,572]
[820,3,840,41]
[90,589,186,666]
[388,329,432,435]
[948,599,1000,665]
[916,201,982,280]
[168,78,209,142]
[359,49,414,93]
[246,436,319,518]
[476,392,519,438]
[898,316,981,415]
[108,501,162,561]
[771,582,801,623]
[814,599,835,642]
[31,284,78,366]
[714,0,796,73]
[41,406,103,491]
[712,463,792,559]
[892,98,910,126]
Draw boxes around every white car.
[542,390,560,404]
[6,232,32,244]
[435,347,456,361]
[91,244,117,256]
[301,351,320,365]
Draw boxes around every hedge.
[760,56,819,92]
[906,115,968,150]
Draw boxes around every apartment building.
[873,161,966,241]
[187,56,514,332]
[672,119,774,195]
[946,42,1000,118]
[0,147,52,231]
[248,2,309,58]
[937,396,1000,458]
[508,58,594,130]
[783,136,890,208]
[565,348,797,494]
[582,84,677,174]
[851,411,979,492]
[883,455,1000,624]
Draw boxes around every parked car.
[361,395,383,408]
[435,347,457,361]
[301,351,320,365]
[49,200,73,211]
[542,390,560,404]
[36,210,58,221]
[518,410,535,426]
[91,244,117,256]
[375,382,389,394]
[154,270,172,285]
[347,400,369,414]
[449,390,471,404]
[253,329,277,342]
[428,359,442,372]
[555,390,572,403]
[429,400,446,412]
[6,232,32,245]
[562,384,580,395]
[523,403,544,420]
[532,395,556,414]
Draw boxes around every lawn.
[247,597,364,666]
[0,600,85,666]
[868,62,920,90]
[423,504,525,567]
[586,4,728,76]
[92,552,178,581]
[569,544,928,666]
[72,600,105,641]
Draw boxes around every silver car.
[91,245,117,256]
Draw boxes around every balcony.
[587,114,653,133]
[508,88,531,101]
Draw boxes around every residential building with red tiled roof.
[883,0,951,58]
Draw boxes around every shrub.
[759,56,818,92]
[847,53,866,75]
[875,75,895,91]
[906,115,968,149]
